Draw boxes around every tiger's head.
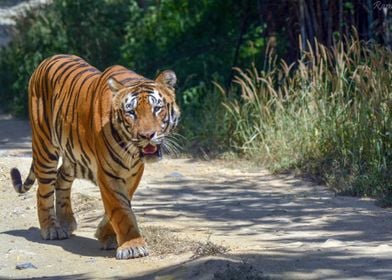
[108,70,180,162]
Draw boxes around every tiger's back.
[29,55,100,181]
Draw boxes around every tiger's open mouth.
[141,144,162,159]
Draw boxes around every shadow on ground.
[2,227,113,258]
[137,175,392,244]
[125,248,392,280]
[1,112,392,279]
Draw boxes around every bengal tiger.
[10,54,180,259]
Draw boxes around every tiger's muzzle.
[138,132,163,161]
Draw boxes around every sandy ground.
[0,114,392,280]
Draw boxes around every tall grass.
[221,35,392,201]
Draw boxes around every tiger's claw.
[116,246,149,259]
[41,226,69,240]
[116,238,149,259]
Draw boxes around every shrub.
[222,36,392,200]
[0,0,129,116]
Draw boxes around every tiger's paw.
[58,215,77,236]
[99,235,118,250]
[95,223,117,250]
[40,225,69,240]
[116,237,149,259]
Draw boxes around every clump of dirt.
[193,239,229,258]
[141,226,230,259]
[141,225,197,256]
[213,262,269,280]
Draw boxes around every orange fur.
[10,55,180,259]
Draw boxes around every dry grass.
[213,261,269,280]
[141,225,196,256]
[142,226,230,258]
[221,33,392,200]
[141,226,201,255]
[192,240,229,258]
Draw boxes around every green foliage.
[179,82,228,154]
[121,0,263,84]
[0,0,129,116]
[0,0,265,155]
[0,0,265,120]
[1,0,390,201]
[222,36,392,200]
[120,0,266,133]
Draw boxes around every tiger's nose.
[138,132,156,140]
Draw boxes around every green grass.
[220,35,392,201]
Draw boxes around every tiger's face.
[109,71,180,162]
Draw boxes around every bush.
[121,0,264,85]
[0,0,265,140]
[222,36,392,200]
[1,0,390,202]
[0,0,129,116]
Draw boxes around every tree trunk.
[322,0,332,47]
[227,0,250,88]
[339,0,343,37]
[367,0,373,40]
[299,0,307,50]
[383,8,392,48]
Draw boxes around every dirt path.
[0,115,392,280]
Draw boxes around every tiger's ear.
[108,77,124,96]
[155,70,177,90]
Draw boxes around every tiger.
[10,54,180,259]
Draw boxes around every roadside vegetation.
[222,36,392,202]
[0,0,390,202]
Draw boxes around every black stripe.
[114,190,131,206]
[65,141,77,163]
[38,178,56,185]
[39,190,54,199]
[76,115,92,164]
[59,171,73,183]
[131,163,143,177]
[87,168,95,182]
[101,168,126,184]
[131,159,141,169]
[64,66,97,118]
[56,186,71,191]
[52,60,79,85]
[70,71,100,123]
[24,178,35,186]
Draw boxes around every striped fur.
[10,54,180,259]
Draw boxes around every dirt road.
[0,114,392,279]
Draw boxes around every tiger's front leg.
[97,172,148,259]
[95,165,144,251]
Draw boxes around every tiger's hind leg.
[55,157,77,236]
[95,215,117,250]
[34,153,69,240]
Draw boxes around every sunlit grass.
[221,34,392,201]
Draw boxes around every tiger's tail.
[10,164,36,194]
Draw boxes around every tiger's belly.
[52,116,98,183]
[73,160,97,184]
[58,146,98,185]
